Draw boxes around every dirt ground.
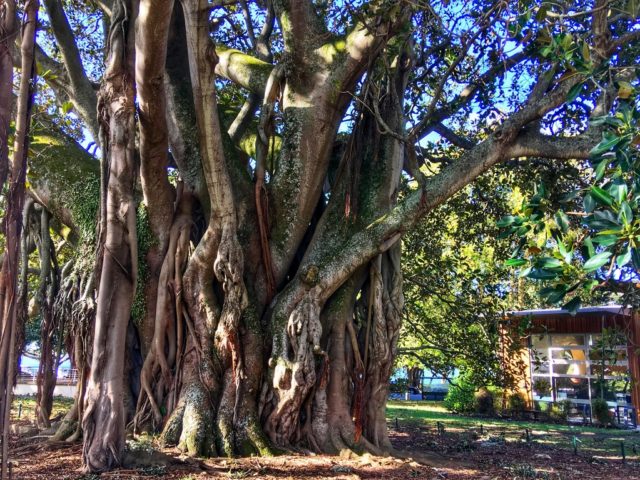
[7,421,640,479]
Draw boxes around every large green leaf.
[618,201,633,225]
[528,268,559,280]
[590,133,622,158]
[583,251,612,272]
[616,248,632,268]
[589,186,615,206]
[505,258,527,267]
[566,82,584,103]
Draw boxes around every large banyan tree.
[0,0,638,473]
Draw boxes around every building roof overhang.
[508,305,631,318]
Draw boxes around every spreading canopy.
[0,0,638,473]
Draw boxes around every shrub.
[533,400,548,412]
[489,387,505,411]
[444,379,476,413]
[592,398,612,427]
[508,392,526,416]
[474,387,495,415]
[549,400,571,422]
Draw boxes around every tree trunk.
[0,0,17,192]
[0,1,38,477]
[81,0,138,472]
[124,4,410,461]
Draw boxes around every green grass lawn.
[386,400,640,461]
[11,395,74,423]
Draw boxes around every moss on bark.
[28,130,100,243]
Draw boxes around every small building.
[502,306,640,424]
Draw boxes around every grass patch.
[11,395,73,423]
[386,400,640,461]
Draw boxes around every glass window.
[590,364,630,378]
[590,379,624,402]
[551,348,587,361]
[532,360,550,374]
[554,377,590,400]
[531,335,549,349]
[532,377,552,398]
[589,349,628,362]
[530,348,549,373]
[551,335,585,347]
[553,363,588,376]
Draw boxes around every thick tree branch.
[228,0,275,143]
[607,29,640,56]
[268,10,408,284]
[275,69,585,322]
[0,1,38,476]
[215,45,272,96]
[506,130,598,160]
[432,123,475,149]
[274,0,327,67]
[42,0,99,142]
[135,0,176,248]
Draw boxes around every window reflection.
[529,333,630,405]
[551,335,585,347]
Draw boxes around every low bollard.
[572,436,582,455]
[621,441,626,463]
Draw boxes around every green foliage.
[399,164,561,389]
[500,70,640,310]
[444,374,477,413]
[508,392,526,416]
[389,377,409,394]
[548,400,572,423]
[590,327,630,399]
[532,378,551,397]
[68,174,100,242]
[592,398,612,427]
[27,122,100,243]
[131,204,155,326]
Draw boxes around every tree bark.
[0,0,17,191]
[81,0,138,472]
[0,1,38,477]
[35,208,59,429]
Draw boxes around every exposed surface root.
[266,288,324,446]
[160,381,215,457]
[134,192,192,431]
